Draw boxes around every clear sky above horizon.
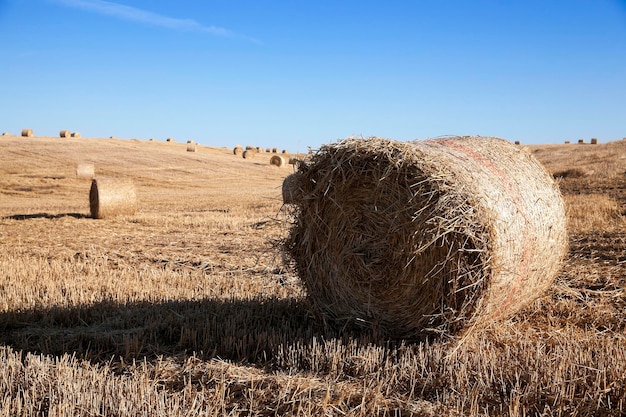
[1,0,625,150]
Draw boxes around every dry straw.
[270,155,285,167]
[60,130,71,138]
[243,150,255,159]
[233,146,244,156]
[21,128,33,137]
[76,163,95,179]
[284,136,567,339]
[89,178,138,219]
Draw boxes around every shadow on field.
[4,212,90,220]
[0,297,381,367]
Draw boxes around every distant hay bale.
[514,141,520,145]
[282,173,302,204]
[166,138,173,142]
[591,138,598,144]
[187,143,197,152]
[187,139,194,144]
[270,155,285,167]
[60,130,71,138]
[578,139,585,144]
[266,148,272,153]
[71,132,81,138]
[233,146,244,156]
[110,136,116,139]
[76,163,95,179]
[256,147,264,153]
[243,150,255,159]
[245,145,256,151]
[282,149,289,154]
[21,129,33,137]
[288,157,300,165]
[284,136,567,339]
[564,141,570,144]
[89,178,138,219]
[272,148,278,153]
[2,132,10,136]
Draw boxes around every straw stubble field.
[0,136,625,416]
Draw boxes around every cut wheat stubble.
[283,136,568,340]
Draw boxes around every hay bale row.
[21,129,33,137]
[283,136,567,340]
[89,178,137,219]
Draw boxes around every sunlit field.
[1,135,625,416]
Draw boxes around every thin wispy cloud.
[53,0,260,43]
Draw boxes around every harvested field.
[0,136,625,416]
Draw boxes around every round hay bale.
[243,149,255,159]
[282,173,302,204]
[76,163,95,179]
[272,148,278,153]
[270,155,285,167]
[266,148,272,153]
[21,129,33,137]
[578,139,585,144]
[2,132,10,136]
[256,147,264,153]
[564,141,570,144]
[514,140,520,145]
[284,136,567,339]
[166,138,173,142]
[89,178,138,219]
[590,138,598,145]
[187,139,194,144]
[187,143,197,152]
[282,149,289,154]
[60,130,71,138]
[71,132,81,138]
[233,146,244,156]
[245,145,256,151]
[288,157,300,165]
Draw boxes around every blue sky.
[1,0,625,150]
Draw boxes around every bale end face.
[284,136,567,339]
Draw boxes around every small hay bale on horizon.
[266,147,272,153]
[591,138,598,144]
[256,147,264,153]
[243,149,255,159]
[187,142,197,152]
[21,129,33,137]
[270,155,285,167]
[233,146,244,156]
[578,139,585,144]
[60,130,71,138]
[272,148,278,153]
[89,178,137,219]
[283,136,567,340]
[282,149,289,154]
[71,132,81,138]
[166,138,173,142]
[76,163,95,179]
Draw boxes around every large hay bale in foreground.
[21,129,33,137]
[89,178,138,219]
[284,136,567,339]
